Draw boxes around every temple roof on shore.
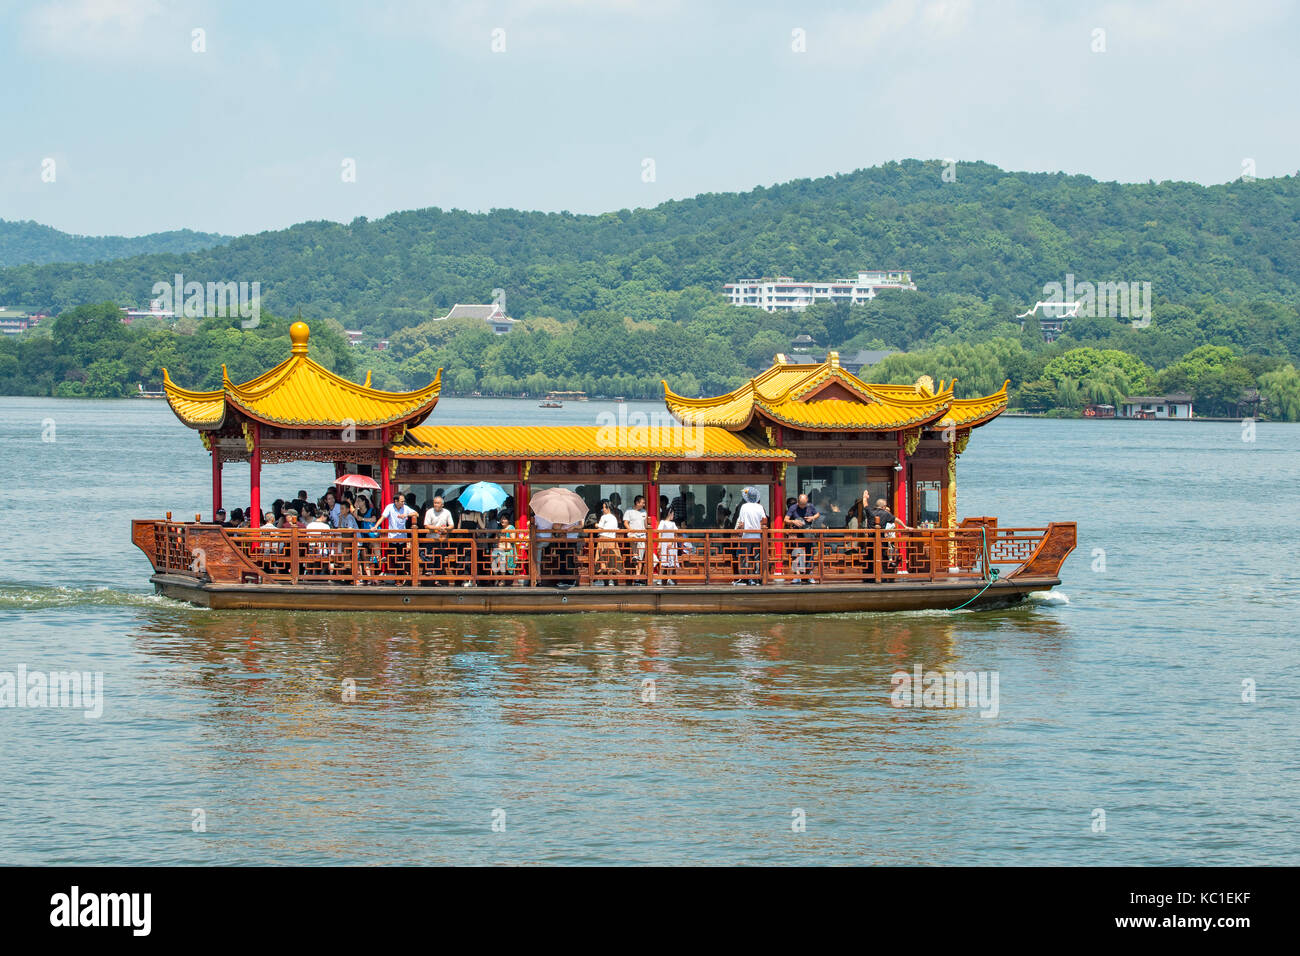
[393,426,795,461]
[663,353,1007,431]
[162,322,441,429]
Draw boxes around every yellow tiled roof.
[163,322,441,429]
[947,381,1010,427]
[394,425,795,461]
[755,397,949,430]
[663,355,1002,432]
[160,378,225,426]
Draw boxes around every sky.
[3,0,1298,237]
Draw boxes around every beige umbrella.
[528,488,589,526]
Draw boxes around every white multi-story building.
[724,271,916,312]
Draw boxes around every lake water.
[1,396,1297,865]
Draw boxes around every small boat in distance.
[540,390,584,408]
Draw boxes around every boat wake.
[1026,590,1070,606]
[0,583,187,611]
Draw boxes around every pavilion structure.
[162,321,441,522]
[160,326,1010,536]
[662,351,1008,530]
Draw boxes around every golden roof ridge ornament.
[289,320,310,356]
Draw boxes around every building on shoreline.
[724,271,916,312]
[1119,395,1194,419]
[437,288,515,334]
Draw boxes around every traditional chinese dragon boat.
[132,322,1075,613]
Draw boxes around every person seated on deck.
[677,515,697,564]
[303,511,331,571]
[785,492,821,585]
[229,508,245,528]
[422,495,454,584]
[211,509,228,526]
[256,510,286,569]
[279,508,300,530]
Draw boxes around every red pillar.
[772,426,785,529]
[516,461,530,530]
[249,423,261,524]
[645,461,658,528]
[645,461,658,586]
[211,444,223,520]
[895,434,908,521]
[771,459,785,574]
[772,468,785,530]
[895,433,909,573]
[379,428,392,508]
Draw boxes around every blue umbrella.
[458,481,508,512]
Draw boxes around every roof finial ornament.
[289,315,310,355]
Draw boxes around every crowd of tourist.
[203,483,909,588]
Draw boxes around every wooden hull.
[149,572,1060,614]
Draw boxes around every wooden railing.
[133,520,1077,588]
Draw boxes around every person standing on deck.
[734,487,767,586]
[381,492,416,534]
[869,498,908,530]
[336,499,359,530]
[655,508,679,584]
[785,492,821,584]
[422,495,455,583]
[623,494,649,582]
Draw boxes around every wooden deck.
[133,520,1076,615]
[148,572,1059,614]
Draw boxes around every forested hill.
[0,220,230,268]
[1,160,1296,329]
